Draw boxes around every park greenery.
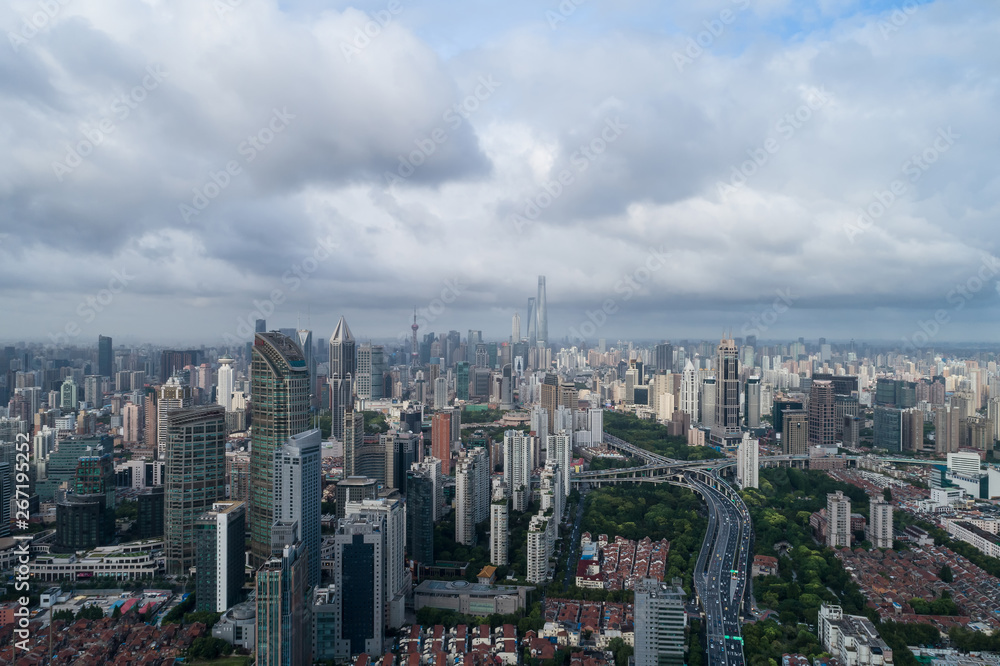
[186,636,235,660]
[577,483,706,596]
[587,456,642,472]
[602,411,723,461]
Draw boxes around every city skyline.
[1,2,999,344]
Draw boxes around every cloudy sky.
[1,0,998,348]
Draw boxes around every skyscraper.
[275,428,322,589]
[491,484,509,566]
[546,431,572,499]
[295,329,315,403]
[345,497,408,630]
[256,527,312,666]
[216,356,235,412]
[680,360,698,419]
[329,316,356,442]
[511,311,521,342]
[536,276,548,347]
[745,375,761,428]
[827,491,852,548]
[156,376,192,459]
[654,342,673,373]
[406,466,435,566]
[808,380,836,448]
[455,446,489,546]
[782,409,808,454]
[250,332,310,567]
[431,412,452,475]
[711,336,741,447]
[332,514,384,660]
[97,335,113,378]
[634,578,686,666]
[526,297,537,346]
[737,432,758,489]
[503,430,534,512]
[164,405,227,575]
[195,500,246,612]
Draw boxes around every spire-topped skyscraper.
[536,276,547,347]
[329,316,356,442]
[511,311,521,343]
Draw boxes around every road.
[690,472,752,666]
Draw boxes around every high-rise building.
[737,432,758,489]
[503,430,534,512]
[680,360,698,419]
[536,276,548,347]
[491,484,509,566]
[745,375,761,428]
[329,317,356,442]
[332,514,384,660]
[98,335,113,378]
[431,412,452,475]
[122,401,142,443]
[344,497,408,630]
[827,491,852,548]
[711,336,741,447]
[700,377,716,429]
[526,512,551,583]
[275,429,322,589]
[256,527,312,666]
[217,357,235,412]
[383,430,420,493]
[295,329,315,404]
[808,380,836,448]
[654,342,673,374]
[250,332,310,567]
[634,578,686,666]
[406,466,435,566]
[156,377,192,459]
[546,432,572,499]
[335,476,377,519]
[782,409,808,455]
[526,297,537,347]
[356,344,373,401]
[511,311,521,343]
[869,499,893,549]
[164,405,227,575]
[455,447,489,546]
[413,457,443,519]
[195,500,246,612]
[226,450,251,501]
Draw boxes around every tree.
[76,604,104,620]
[53,609,75,622]
[939,564,953,583]
[883,487,893,502]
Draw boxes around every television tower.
[410,309,419,366]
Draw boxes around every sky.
[1,0,999,348]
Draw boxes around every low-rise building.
[413,579,532,616]
[818,604,894,666]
